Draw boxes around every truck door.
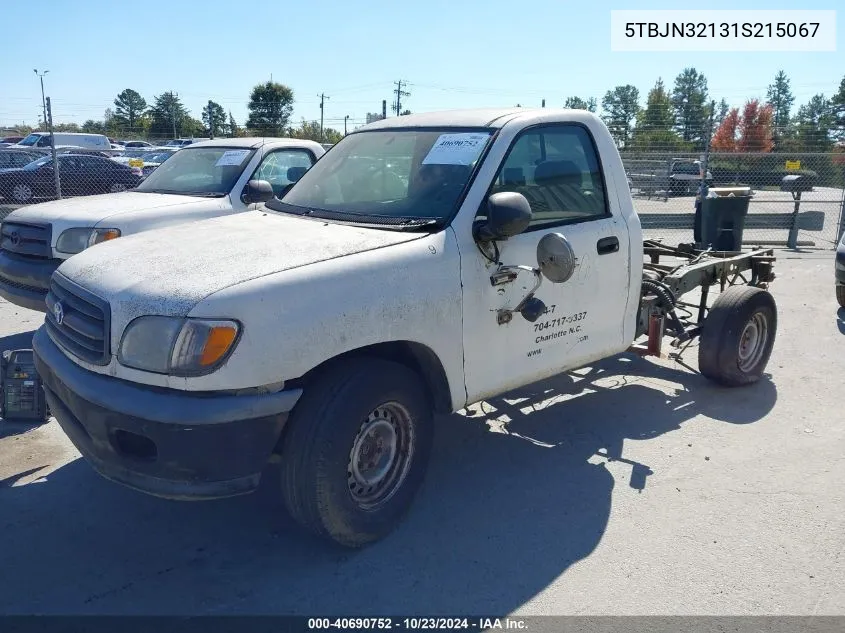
[461,123,632,404]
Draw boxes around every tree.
[113,89,147,132]
[600,85,639,148]
[564,96,597,112]
[226,111,241,137]
[830,75,845,140]
[671,67,709,146]
[291,119,342,143]
[714,99,730,128]
[711,108,740,152]
[737,100,774,153]
[791,94,834,151]
[81,119,105,134]
[637,78,674,131]
[202,100,226,138]
[149,91,190,139]
[765,71,795,151]
[246,81,294,136]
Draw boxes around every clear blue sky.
[0,0,841,132]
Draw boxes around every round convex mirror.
[536,232,577,283]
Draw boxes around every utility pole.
[318,93,330,141]
[382,100,387,119]
[344,115,349,136]
[542,99,546,108]
[33,69,48,129]
[46,97,61,199]
[393,80,411,116]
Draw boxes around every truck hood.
[4,191,224,226]
[56,211,425,320]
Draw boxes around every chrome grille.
[45,275,110,365]
[0,221,52,258]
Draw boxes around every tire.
[698,285,777,387]
[11,183,33,203]
[110,183,128,193]
[279,357,434,548]
[837,284,845,309]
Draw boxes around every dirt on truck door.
[460,123,632,403]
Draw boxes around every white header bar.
[610,10,837,52]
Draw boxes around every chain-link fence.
[2,135,845,252]
[624,151,845,250]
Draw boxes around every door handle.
[597,236,619,255]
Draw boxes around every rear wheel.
[279,357,434,548]
[109,183,128,193]
[837,284,845,309]
[698,285,777,387]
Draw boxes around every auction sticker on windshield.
[215,150,251,167]
[422,133,489,166]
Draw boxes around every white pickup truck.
[31,108,779,548]
[0,137,324,311]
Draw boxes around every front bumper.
[836,243,845,284]
[32,326,302,500]
[0,249,61,311]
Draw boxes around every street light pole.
[344,115,349,136]
[33,69,48,129]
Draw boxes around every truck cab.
[31,109,776,548]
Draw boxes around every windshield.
[17,134,45,147]
[23,156,52,170]
[135,146,255,195]
[272,129,494,224]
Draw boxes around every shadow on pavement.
[0,353,777,615]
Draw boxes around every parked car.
[121,141,155,149]
[164,138,210,147]
[0,137,324,310]
[0,149,44,171]
[0,153,143,204]
[0,136,25,148]
[15,132,112,151]
[111,149,161,165]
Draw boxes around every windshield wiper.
[141,189,227,198]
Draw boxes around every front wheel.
[836,284,845,309]
[279,357,434,547]
[698,285,777,387]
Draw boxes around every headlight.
[56,228,121,254]
[118,316,241,375]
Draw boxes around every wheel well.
[289,341,453,414]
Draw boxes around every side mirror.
[287,166,308,183]
[242,179,275,204]
[474,192,532,242]
[536,232,577,283]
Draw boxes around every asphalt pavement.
[0,252,843,616]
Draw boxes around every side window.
[253,150,315,197]
[489,125,608,229]
[37,136,53,147]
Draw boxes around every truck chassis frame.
[629,240,777,370]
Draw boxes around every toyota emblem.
[53,301,64,326]
[8,231,20,246]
